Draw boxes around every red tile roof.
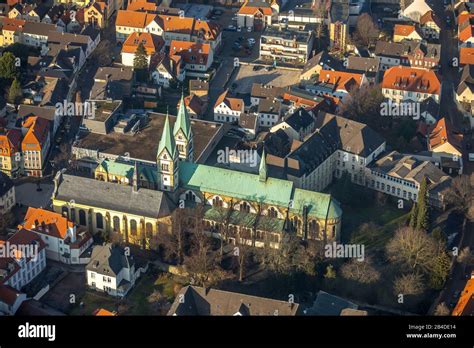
[452,279,474,316]
[460,47,474,65]
[394,24,418,37]
[428,117,463,152]
[21,116,50,152]
[22,207,74,240]
[318,69,365,93]
[169,40,211,65]
[381,66,441,95]
[122,32,164,55]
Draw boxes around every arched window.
[130,220,137,236]
[292,216,300,232]
[240,201,250,213]
[96,213,104,229]
[70,208,76,222]
[309,220,319,238]
[146,223,153,238]
[79,210,87,226]
[113,216,120,232]
[185,191,195,202]
[268,207,278,218]
[212,196,223,207]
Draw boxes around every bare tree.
[434,302,451,316]
[155,208,187,264]
[457,247,472,264]
[386,227,438,273]
[353,13,380,48]
[393,273,425,296]
[214,199,235,258]
[445,175,474,220]
[312,0,328,45]
[340,257,381,284]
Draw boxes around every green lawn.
[69,291,118,316]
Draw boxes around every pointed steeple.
[259,148,267,182]
[174,92,191,139]
[157,114,177,158]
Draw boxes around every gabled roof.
[238,0,273,16]
[214,90,243,111]
[115,10,156,28]
[0,171,14,196]
[122,32,164,55]
[283,107,314,131]
[21,116,50,151]
[86,243,134,276]
[302,51,343,76]
[428,117,463,153]
[318,69,364,93]
[394,24,420,38]
[381,66,441,95]
[168,286,300,316]
[169,40,210,66]
[22,207,74,240]
[460,47,474,66]
[420,10,441,28]
[0,128,21,157]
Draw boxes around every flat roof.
[74,112,222,163]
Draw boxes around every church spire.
[157,113,177,158]
[174,92,191,140]
[259,148,267,182]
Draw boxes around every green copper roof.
[180,161,294,207]
[98,160,134,180]
[98,159,158,184]
[291,189,342,220]
[158,115,177,158]
[174,94,191,139]
[259,149,267,182]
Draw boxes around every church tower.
[157,114,179,192]
[173,93,194,162]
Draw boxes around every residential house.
[169,40,213,75]
[250,83,285,106]
[256,98,282,127]
[460,47,474,66]
[213,90,244,123]
[168,286,301,315]
[20,116,51,177]
[458,13,474,48]
[21,22,59,48]
[0,229,47,293]
[401,0,432,23]
[420,10,441,40]
[270,107,316,141]
[84,1,107,28]
[151,52,184,88]
[456,64,474,128]
[314,70,367,102]
[237,0,273,31]
[0,172,15,213]
[20,207,93,264]
[19,104,62,137]
[86,243,147,298]
[0,284,27,315]
[381,66,441,103]
[239,112,258,139]
[0,129,22,178]
[182,94,206,119]
[121,31,165,67]
[189,79,209,102]
[91,66,134,100]
[393,24,422,43]
[374,40,441,70]
[0,17,25,47]
[428,117,464,161]
[259,25,314,65]
[452,279,474,316]
[47,26,100,59]
[300,51,343,81]
[346,56,381,84]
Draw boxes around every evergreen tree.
[408,203,417,229]
[133,42,149,82]
[416,177,430,231]
[8,78,22,104]
[0,52,18,80]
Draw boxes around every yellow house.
[0,129,22,178]
[0,18,25,47]
[84,2,108,28]
[329,20,348,53]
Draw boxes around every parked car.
[227,25,236,31]
[248,38,256,44]
[237,27,242,32]
[247,27,252,32]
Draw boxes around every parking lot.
[231,64,302,94]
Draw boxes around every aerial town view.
[0,0,472,345]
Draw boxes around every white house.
[86,243,147,298]
[21,207,93,264]
[213,90,244,123]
